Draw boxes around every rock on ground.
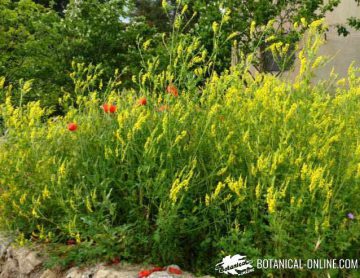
[0,233,214,278]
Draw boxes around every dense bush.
[0,0,155,107]
[0,20,360,277]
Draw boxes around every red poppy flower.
[102,104,110,112]
[66,239,76,245]
[109,105,117,113]
[138,270,152,278]
[102,104,117,113]
[102,103,117,113]
[168,266,182,275]
[167,84,179,97]
[67,123,77,131]
[138,97,147,106]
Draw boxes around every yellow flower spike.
[169,178,182,203]
[290,197,295,206]
[285,103,298,123]
[223,9,231,24]
[143,39,152,50]
[42,186,50,199]
[174,16,182,29]
[75,233,81,244]
[250,21,256,37]
[169,160,197,203]
[227,152,236,166]
[205,194,210,206]
[85,196,93,213]
[22,80,33,94]
[174,130,187,145]
[177,43,183,56]
[0,76,5,89]
[310,18,325,29]
[58,162,66,177]
[181,4,188,15]
[336,78,346,86]
[212,21,219,33]
[226,176,246,200]
[266,35,277,43]
[12,200,20,211]
[321,218,330,230]
[20,193,27,205]
[133,111,150,132]
[309,167,325,193]
[266,19,275,29]
[255,182,261,199]
[266,186,276,214]
[275,41,283,52]
[194,67,203,77]
[32,208,39,218]
[301,165,309,181]
[17,233,26,247]
[282,43,290,54]
[213,182,225,199]
[300,17,307,27]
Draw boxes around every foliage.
[33,0,69,14]
[0,0,66,106]
[0,0,155,107]
[132,0,175,32]
[190,0,343,73]
[1,0,359,109]
[0,21,360,277]
[337,0,360,36]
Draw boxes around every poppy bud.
[67,123,77,131]
[138,97,147,106]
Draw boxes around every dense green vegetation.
[1,0,359,108]
[0,0,360,277]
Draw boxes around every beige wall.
[288,0,360,81]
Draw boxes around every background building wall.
[288,0,360,81]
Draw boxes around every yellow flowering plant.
[0,18,360,277]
